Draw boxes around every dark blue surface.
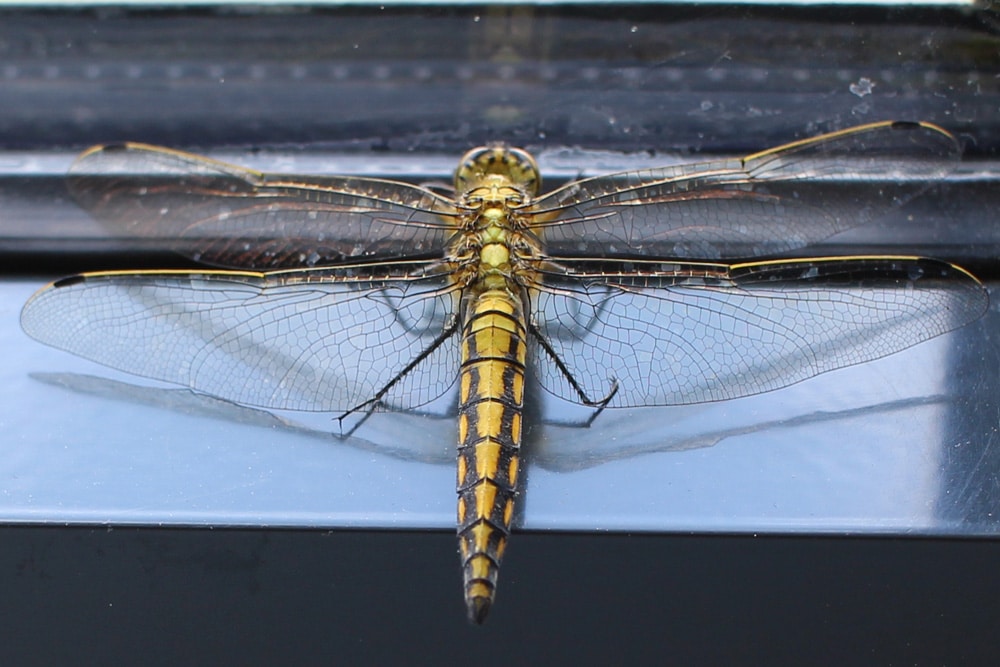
[3,526,1000,665]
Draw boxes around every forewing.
[21,269,461,412]
[68,143,459,270]
[529,257,987,407]
[532,121,960,259]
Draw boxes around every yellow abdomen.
[456,287,527,624]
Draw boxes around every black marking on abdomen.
[455,288,528,624]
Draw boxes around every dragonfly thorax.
[446,200,540,292]
[459,180,531,212]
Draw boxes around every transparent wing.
[531,121,961,259]
[21,268,462,412]
[529,257,987,407]
[68,143,461,270]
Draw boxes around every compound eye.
[454,144,541,196]
[506,148,541,196]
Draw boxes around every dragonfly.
[20,120,988,623]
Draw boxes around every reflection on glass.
[19,120,988,622]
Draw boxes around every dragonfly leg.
[582,378,617,427]
[529,319,618,425]
[334,404,376,438]
[336,314,460,434]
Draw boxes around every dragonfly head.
[455,144,540,199]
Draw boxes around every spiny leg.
[335,314,460,437]
[529,319,618,426]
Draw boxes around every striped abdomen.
[456,287,527,624]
